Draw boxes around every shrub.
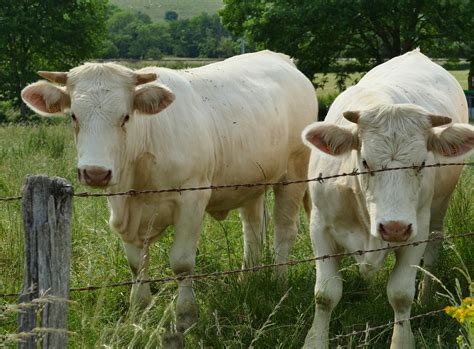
[317,93,338,121]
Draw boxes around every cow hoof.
[161,332,184,349]
[176,301,199,333]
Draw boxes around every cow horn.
[136,73,157,85]
[37,71,68,85]
[343,111,360,124]
[429,114,452,127]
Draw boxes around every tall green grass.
[0,122,472,348]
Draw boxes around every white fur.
[303,50,473,349]
[22,50,318,334]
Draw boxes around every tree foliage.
[221,0,474,87]
[103,8,239,59]
[0,0,107,117]
[165,10,179,21]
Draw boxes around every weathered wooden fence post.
[18,176,73,348]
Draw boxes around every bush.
[317,93,338,121]
[165,10,178,21]
[145,48,163,60]
[0,101,20,124]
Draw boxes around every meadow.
[110,0,223,22]
[0,68,472,348]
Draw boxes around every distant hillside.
[110,0,224,22]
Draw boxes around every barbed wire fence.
[1,162,472,202]
[0,161,472,347]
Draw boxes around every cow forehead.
[67,63,136,120]
[71,87,131,119]
[68,62,136,87]
[359,105,431,131]
[358,105,430,162]
[361,133,427,163]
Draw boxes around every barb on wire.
[72,162,472,198]
[329,309,443,342]
[0,162,471,202]
[1,231,472,298]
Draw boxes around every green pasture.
[315,70,469,97]
[110,0,223,22]
[0,116,472,348]
[0,59,471,349]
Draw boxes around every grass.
[0,118,472,348]
[316,70,469,97]
[110,0,223,22]
[0,62,471,348]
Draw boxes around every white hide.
[302,50,472,348]
[22,50,318,336]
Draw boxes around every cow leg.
[170,192,209,333]
[304,212,342,349]
[273,181,307,279]
[124,242,152,309]
[239,194,266,268]
[388,242,426,348]
[418,205,447,304]
[418,230,443,305]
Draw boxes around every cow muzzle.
[78,166,112,187]
[378,221,412,242]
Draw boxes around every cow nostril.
[79,166,112,186]
[406,224,413,234]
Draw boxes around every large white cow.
[302,50,474,348]
[21,50,317,341]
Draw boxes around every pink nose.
[78,166,112,187]
[379,221,412,242]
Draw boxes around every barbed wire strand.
[0,195,22,202]
[1,231,472,299]
[72,162,473,198]
[329,308,444,343]
[0,162,472,202]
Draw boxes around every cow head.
[303,104,474,242]
[21,63,175,187]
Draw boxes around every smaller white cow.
[21,51,317,344]
[302,50,474,348]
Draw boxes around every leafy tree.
[0,0,107,119]
[101,8,238,61]
[128,23,172,59]
[424,0,474,88]
[106,8,172,59]
[221,0,473,88]
[169,13,237,58]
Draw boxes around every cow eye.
[362,160,369,169]
[71,113,77,122]
[421,161,426,167]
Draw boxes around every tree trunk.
[469,59,474,90]
[20,101,28,121]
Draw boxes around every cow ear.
[21,81,70,115]
[133,84,175,115]
[302,122,358,156]
[428,124,474,158]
